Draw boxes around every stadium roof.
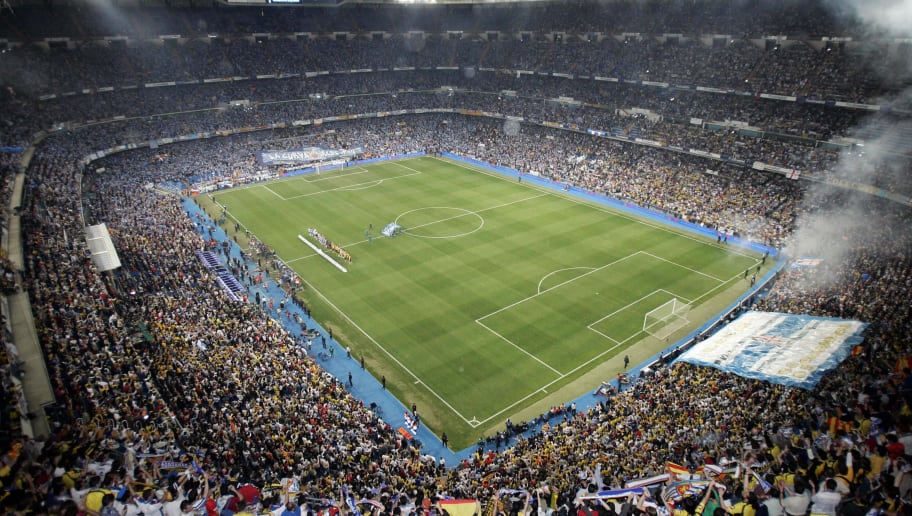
[2,0,563,6]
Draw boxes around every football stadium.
[0,0,909,514]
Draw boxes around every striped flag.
[439,499,481,516]
[578,488,645,500]
[625,474,670,489]
[665,462,689,478]
[661,481,717,506]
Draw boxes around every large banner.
[257,147,363,165]
[678,311,866,389]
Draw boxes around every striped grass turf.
[209,156,760,448]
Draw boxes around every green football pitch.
[206,156,761,448]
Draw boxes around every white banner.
[258,147,362,165]
[678,311,866,388]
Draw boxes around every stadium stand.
[0,1,910,515]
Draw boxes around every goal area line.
[586,289,691,345]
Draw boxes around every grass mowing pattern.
[210,156,759,447]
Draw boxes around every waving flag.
[403,412,419,433]
[496,489,529,498]
[578,488,645,500]
[665,462,689,478]
[625,474,670,489]
[701,464,725,479]
[439,499,481,516]
[752,471,772,493]
[342,486,362,516]
[661,481,715,506]
[357,499,385,511]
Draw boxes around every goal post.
[643,298,691,339]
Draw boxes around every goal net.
[643,298,691,340]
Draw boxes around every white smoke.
[831,0,912,36]
[502,119,521,137]
[783,0,912,277]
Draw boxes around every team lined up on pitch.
[308,227,353,263]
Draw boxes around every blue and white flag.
[283,477,301,494]
[677,311,867,389]
[625,474,670,489]
[343,486,362,516]
[578,488,644,500]
[157,460,188,471]
[661,481,717,506]
[403,412,419,433]
[752,471,773,493]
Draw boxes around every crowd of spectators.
[70,114,800,247]
[0,4,910,516]
[3,104,911,516]
[2,26,907,198]
[7,72,902,199]
[4,36,907,198]
[0,63,870,143]
[0,34,903,104]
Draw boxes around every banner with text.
[257,147,363,165]
[678,311,866,389]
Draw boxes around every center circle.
[394,207,484,239]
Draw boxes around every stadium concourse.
[0,1,911,515]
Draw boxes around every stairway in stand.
[197,250,245,302]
